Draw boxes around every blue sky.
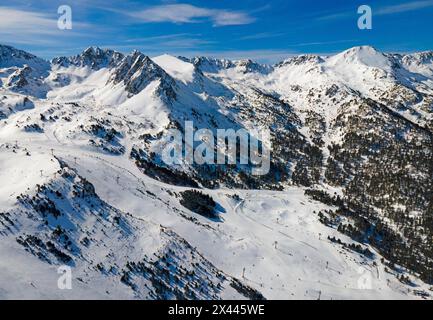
[1,0,432,62]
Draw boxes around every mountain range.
[0,44,432,299]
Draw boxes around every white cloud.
[212,11,254,26]
[0,7,58,36]
[376,0,433,15]
[0,6,93,46]
[129,4,255,26]
[318,0,433,21]
[120,33,214,49]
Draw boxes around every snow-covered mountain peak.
[0,44,49,71]
[1,45,38,64]
[108,50,175,97]
[0,45,50,98]
[401,51,433,77]
[404,51,433,63]
[122,50,164,73]
[187,56,235,73]
[233,59,273,74]
[328,46,392,70]
[276,54,325,68]
[52,46,124,70]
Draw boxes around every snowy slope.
[153,54,196,84]
[0,118,426,299]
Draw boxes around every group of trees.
[180,190,218,219]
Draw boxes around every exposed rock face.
[108,51,176,99]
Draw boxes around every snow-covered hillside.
[0,44,432,299]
